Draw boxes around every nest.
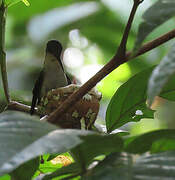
[38,84,102,129]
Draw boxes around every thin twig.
[7,101,40,115]
[47,28,175,124]
[116,0,143,58]
[0,1,10,103]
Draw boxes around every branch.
[0,1,10,103]
[116,0,143,58]
[7,101,40,115]
[47,28,175,124]
[7,101,32,113]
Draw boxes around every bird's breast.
[41,64,68,97]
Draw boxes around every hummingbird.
[30,40,71,115]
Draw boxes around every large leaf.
[39,134,123,179]
[0,111,92,176]
[10,158,39,180]
[71,133,123,168]
[147,44,175,106]
[134,0,175,51]
[106,66,175,133]
[82,153,131,180]
[124,129,175,154]
[134,151,175,179]
[82,151,175,179]
[106,67,155,133]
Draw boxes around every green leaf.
[39,154,62,174]
[82,151,175,179]
[151,139,175,153]
[106,65,175,133]
[134,151,175,178]
[106,67,155,133]
[0,174,10,180]
[147,44,175,106]
[0,111,91,176]
[39,163,81,180]
[134,0,175,51]
[124,129,175,154]
[71,134,123,168]
[82,153,132,180]
[5,0,30,7]
[10,158,39,180]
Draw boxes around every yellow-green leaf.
[5,0,30,7]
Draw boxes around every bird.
[30,40,71,115]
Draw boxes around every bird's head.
[46,40,63,60]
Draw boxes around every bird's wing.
[30,70,44,115]
[66,74,72,85]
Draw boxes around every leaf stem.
[0,1,10,103]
